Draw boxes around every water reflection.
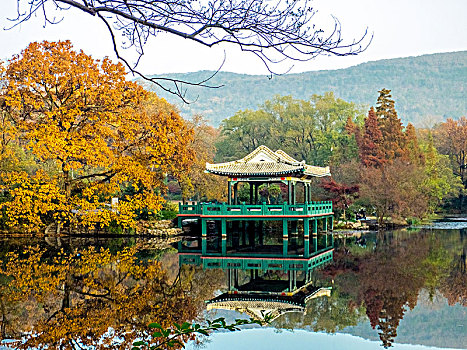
[178,231,334,320]
[0,224,465,349]
[0,239,204,349]
[178,226,466,349]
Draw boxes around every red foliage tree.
[359,107,386,167]
[321,178,359,220]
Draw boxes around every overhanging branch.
[8,0,372,101]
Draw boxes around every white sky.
[1,0,467,75]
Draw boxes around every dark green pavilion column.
[282,218,288,256]
[312,218,318,252]
[304,217,310,257]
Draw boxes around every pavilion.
[206,145,331,205]
[177,145,334,260]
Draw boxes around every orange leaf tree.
[1,41,193,232]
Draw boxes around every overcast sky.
[1,0,467,75]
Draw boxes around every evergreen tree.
[360,107,385,167]
[405,123,424,165]
[376,89,406,161]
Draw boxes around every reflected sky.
[187,328,460,350]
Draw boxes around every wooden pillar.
[312,219,318,252]
[292,182,296,204]
[201,219,207,254]
[288,181,292,204]
[233,183,238,205]
[288,271,292,292]
[282,219,288,256]
[228,182,232,205]
[304,218,310,257]
[221,218,227,255]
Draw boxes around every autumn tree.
[405,123,424,165]
[8,0,370,98]
[359,160,429,225]
[375,89,407,162]
[321,178,359,221]
[358,107,385,167]
[0,246,201,349]
[178,115,226,202]
[433,117,467,208]
[0,41,193,232]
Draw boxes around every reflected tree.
[0,246,202,349]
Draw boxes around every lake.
[0,217,466,349]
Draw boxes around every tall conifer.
[376,89,406,161]
[360,107,385,167]
[405,123,424,165]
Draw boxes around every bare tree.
[8,0,371,100]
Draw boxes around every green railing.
[179,249,334,271]
[178,201,333,217]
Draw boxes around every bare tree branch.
[7,0,372,100]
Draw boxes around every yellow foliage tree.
[1,41,193,232]
[178,115,226,202]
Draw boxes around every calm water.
[0,218,466,349]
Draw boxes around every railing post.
[262,201,266,215]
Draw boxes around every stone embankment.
[335,220,370,230]
[138,219,182,236]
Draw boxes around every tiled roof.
[206,145,331,178]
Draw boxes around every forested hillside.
[142,51,467,126]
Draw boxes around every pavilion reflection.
[178,224,334,321]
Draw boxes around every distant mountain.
[141,51,467,127]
